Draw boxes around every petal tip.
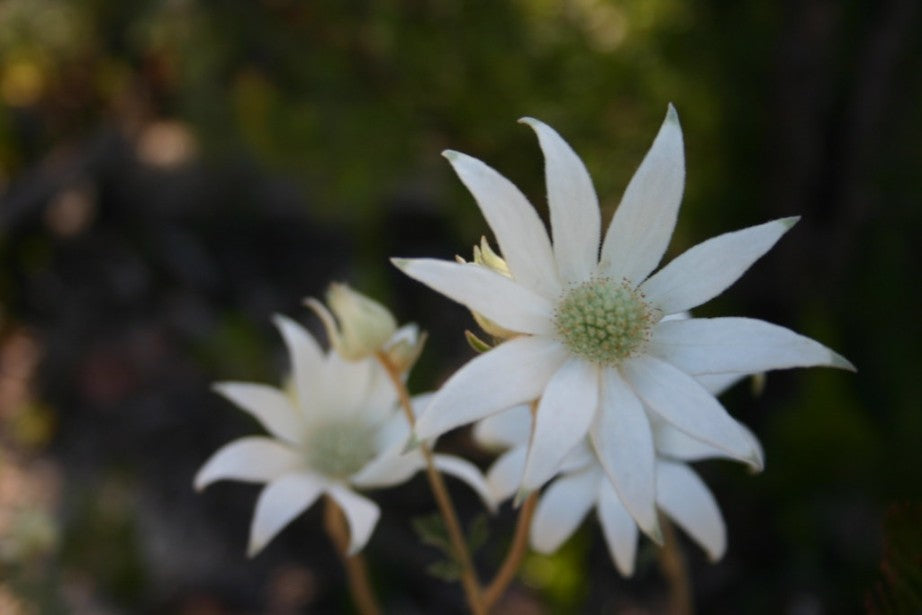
[665,103,679,124]
[830,351,857,372]
[442,149,459,161]
[513,487,531,509]
[781,215,801,230]
[517,116,539,127]
[390,257,410,270]
[648,521,664,546]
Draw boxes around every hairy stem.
[323,496,382,615]
[482,492,538,611]
[376,353,486,615]
[657,515,694,615]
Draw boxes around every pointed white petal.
[194,437,303,491]
[656,461,726,562]
[591,369,658,536]
[443,150,560,297]
[248,472,325,556]
[415,336,568,439]
[597,480,640,577]
[486,447,527,503]
[350,450,422,489]
[473,404,532,449]
[520,118,601,283]
[433,454,496,511]
[327,485,381,554]
[600,105,685,284]
[649,316,855,375]
[653,419,764,465]
[213,382,303,445]
[640,218,799,314]
[696,372,746,396]
[529,468,598,553]
[393,258,555,335]
[272,315,325,412]
[522,359,599,491]
[622,355,761,469]
[560,442,595,473]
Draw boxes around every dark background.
[0,1,919,613]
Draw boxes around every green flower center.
[554,278,656,365]
[304,420,377,479]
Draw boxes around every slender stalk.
[482,492,538,611]
[657,515,694,615]
[376,353,486,615]
[323,496,382,615]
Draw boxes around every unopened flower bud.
[382,324,427,373]
[306,283,397,360]
[462,238,518,341]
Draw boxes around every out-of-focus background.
[0,1,919,613]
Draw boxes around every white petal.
[213,382,303,445]
[327,484,381,554]
[597,480,640,577]
[194,437,303,491]
[486,447,527,503]
[649,316,855,375]
[529,468,598,553]
[350,450,422,489]
[473,404,532,449]
[248,472,325,556]
[622,355,762,470]
[656,460,726,562]
[559,442,595,473]
[416,336,568,440]
[372,411,412,454]
[393,258,555,335]
[522,359,599,491]
[599,105,685,285]
[591,369,658,536]
[443,150,560,297]
[640,218,798,314]
[272,315,325,413]
[521,118,601,283]
[696,372,746,396]
[433,454,496,511]
[653,419,763,465]
[322,353,395,425]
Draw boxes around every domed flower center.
[304,420,377,479]
[554,278,656,365]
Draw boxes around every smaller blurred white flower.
[474,377,759,575]
[306,283,398,360]
[195,315,492,556]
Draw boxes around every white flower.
[474,382,756,575]
[194,315,492,556]
[394,106,853,539]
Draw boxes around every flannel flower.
[194,315,492,556]
[474,374,757,575]
[394,106,853,539]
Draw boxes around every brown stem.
[657,516,693,615]
[482,492,538,611]
[323,496,382,615]
[376,353,486,615]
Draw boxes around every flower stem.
[376,353,486,615]
[657,515,694,615]
[323,496,382,615]
[482,492,538,611]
